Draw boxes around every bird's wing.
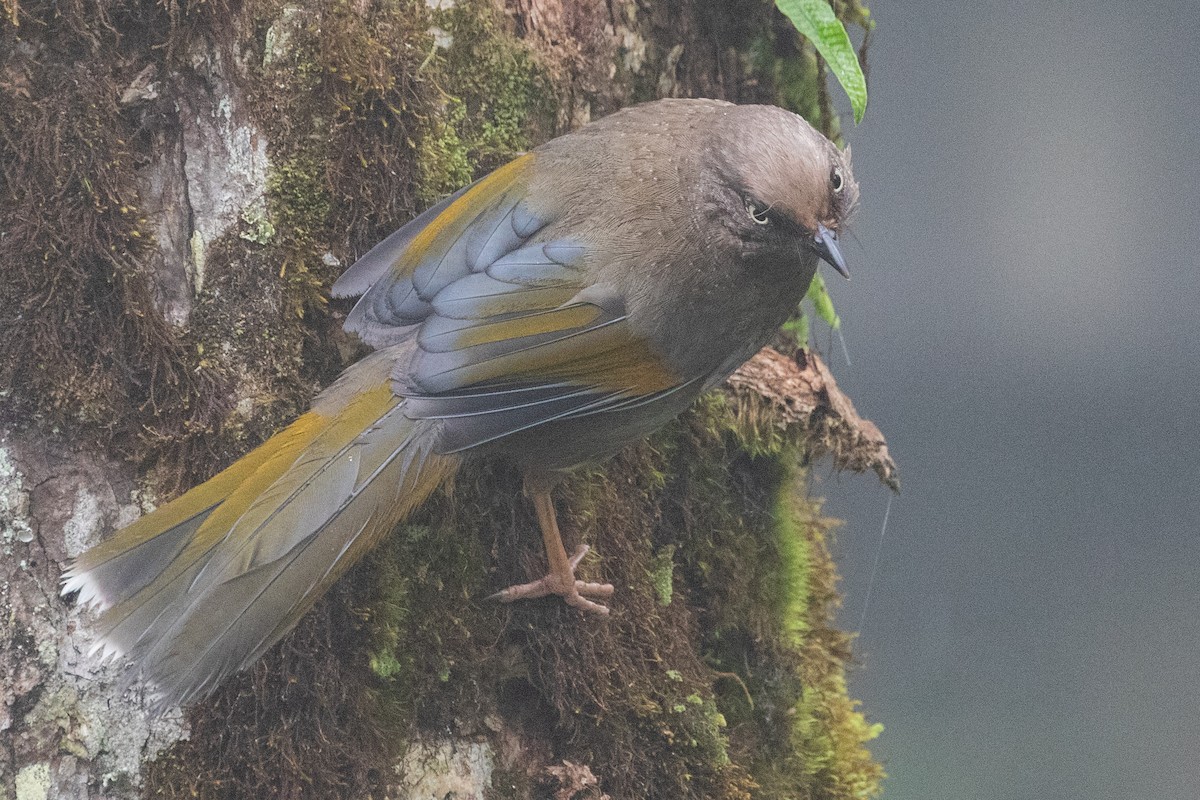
[403,264,700,452]
[336,152,699,453]
[337,154,541,347]
[330,183,474,301]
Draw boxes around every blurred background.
[817,2,1200,798]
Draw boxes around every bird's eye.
[745,198,770,225]
[831,167,844,194]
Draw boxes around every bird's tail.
[61,347,459,709]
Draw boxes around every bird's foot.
[488,545,614,615]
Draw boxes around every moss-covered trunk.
[0,0,888,797]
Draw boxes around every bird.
[61,98,858,709]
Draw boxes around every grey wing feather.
[330,184,472,300]
[430,274,577,319]
[341,187,553,348]
[399,247,697,451]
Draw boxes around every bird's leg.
[488,472,614,614]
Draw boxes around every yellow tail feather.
[63,347,461,708]
[59,418,322,610]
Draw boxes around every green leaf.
[775,0,868,123]
[781,309,811,348]
[805,272,840,330]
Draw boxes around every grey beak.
[813,224,850,279]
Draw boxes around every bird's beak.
[812,224,850,279]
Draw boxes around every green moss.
[777,457,884,798]
[773,479,814,641]
[616,394,884,799]
[795,673,885,800]
[266,151,332,252]
[650,544,677,606]
[413,0,559,203]
[359,507,493,727]
[415,98,475,204]
[763,37,825,132]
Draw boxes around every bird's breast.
[623,244,818,383]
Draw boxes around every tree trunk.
[0,0,889,797]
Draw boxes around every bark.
[1,1,885,797]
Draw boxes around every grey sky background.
[814,3,1200,799]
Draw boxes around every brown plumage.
[62,98,858,709]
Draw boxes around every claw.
[493,474,617,615]
[567,544,590,569]
[489,545,614,614]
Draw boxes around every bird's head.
[702,105,858,279]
